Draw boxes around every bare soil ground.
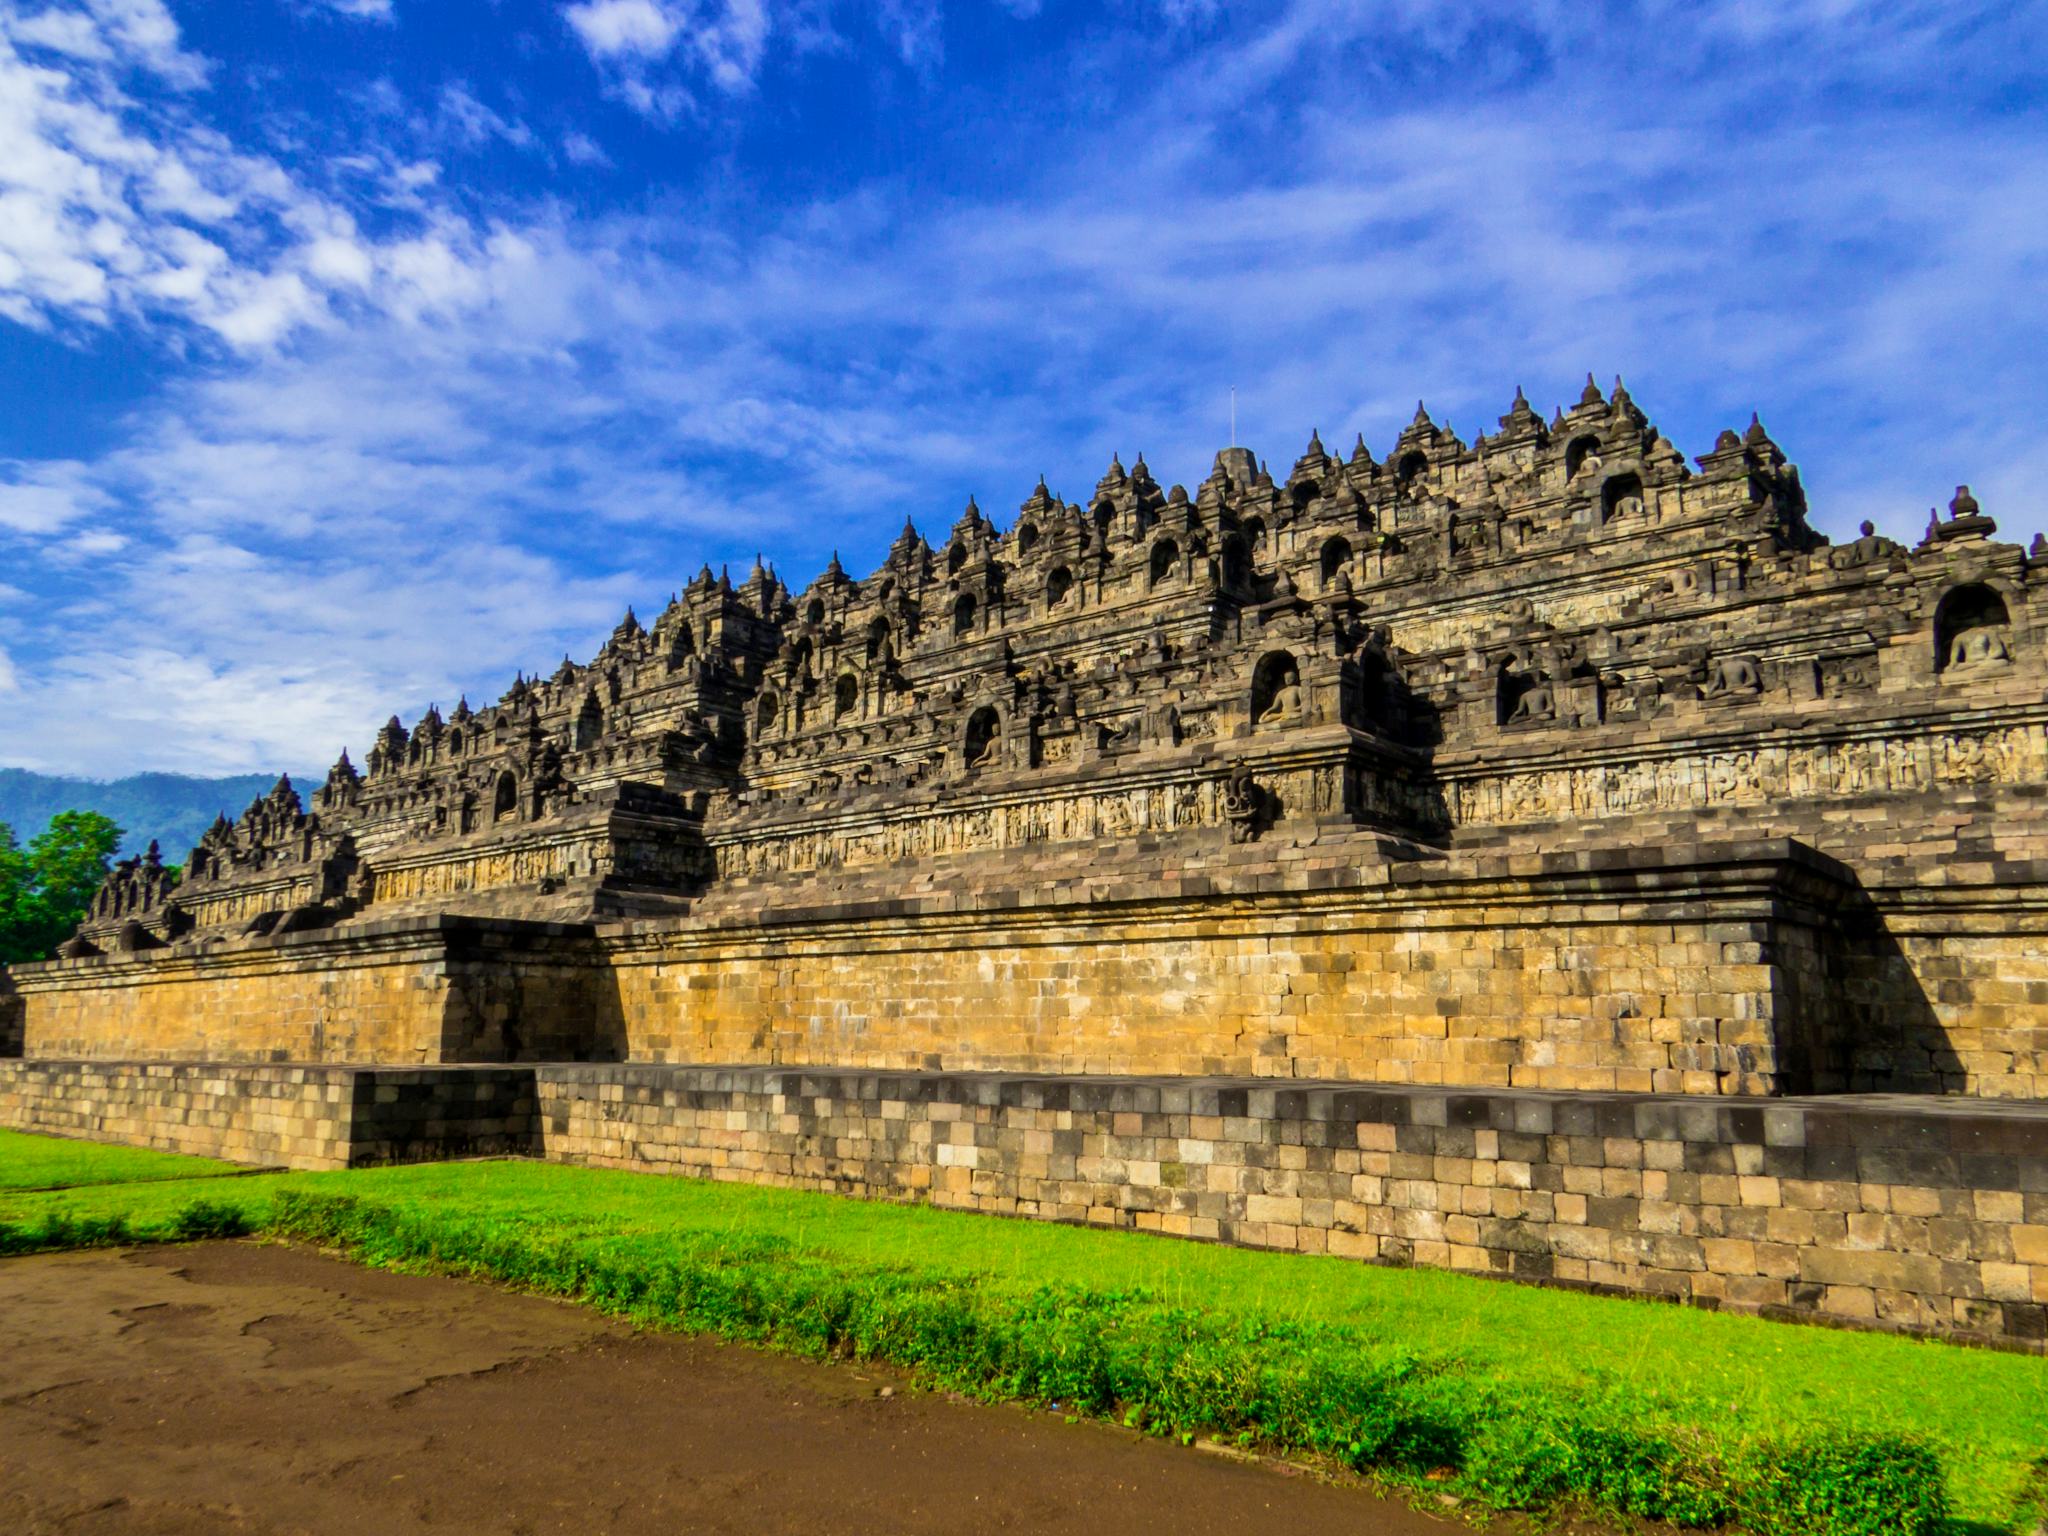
[0,1242,1461,1535]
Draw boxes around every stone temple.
[7,378,2048,1342]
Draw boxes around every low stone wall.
[535,1065,2048,1345]
[9,1057,2046,1344]
[0,1060,538,1170]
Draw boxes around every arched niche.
[866,617,893,661]
[1046,566,1073,608]
[1219,536,1247,592]
[1319,535,1353,587]
[1935,583,2014,674]
[1016,522,1039,556]
[952,591,977,637]
[1395,449,1429,484]
[756,690,779,735]
[574,693,604,750]
[1496,659,1546,725]
[834,673,859,719]
[1250,650,1304,726]
[1149,538,1180,588]
[964,705,1002,769]
[1601,471,1644,521]
[446,728,463,757]
[459,792,479,834]
[493,771,519,823]
[1564,435,1600,479]
[1240,515,1267,553]
[669,623,697,667]
[948,542,969,576]
[804,598,825,626]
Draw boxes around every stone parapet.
[532,1064,2048,1346]
[9,1058,2044,1343]
[0,1059,538,1169]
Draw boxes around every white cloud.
[2,0,2046,781]
[561,129,610,167]
[435,81,534,150]
[310,0,396,20]
[563,0,683,59]
[0,461,107,534]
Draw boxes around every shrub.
[171,1200,250,1240]
[1739,1431,1949,1536]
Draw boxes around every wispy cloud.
[1,0,2044,777]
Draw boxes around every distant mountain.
[0,768,280,862]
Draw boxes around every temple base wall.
[9,841,2048,1097]
[603,838,1858,1095]
[6,1059,2046,1345]
[13,918,605,1066]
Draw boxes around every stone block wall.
[534,1065,2048,1345]
[0,1060,539,1170]
[599,840,1855,1096]
[10,918,605,1068]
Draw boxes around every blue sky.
[2,0,2046,777]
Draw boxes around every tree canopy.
[0,811,124,965]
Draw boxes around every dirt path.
[0,1242,1462,1535]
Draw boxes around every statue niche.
[1319,536,1353,590]
[1935,584,2014,678]
[1601,472,1644,522]
[492,771,519,823]
[1498,660,1554,726]
[964,706,1003,770]
[574,692,604,750]
[1149,538,1180,588]
[1251,651,1306,728]
[1701,654,1762,701]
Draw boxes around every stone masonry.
[6,380,2048,1340]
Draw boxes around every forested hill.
[0,768,279,861]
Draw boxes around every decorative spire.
[1411,399,1432,430]
[1307,428,1325,458]
[1131,451,1151,480]
[1744,412,1769,445]
[1949,484,1982,520]
[1579,372,1603,407]
[825,549,844,578]
[1352,432,1371,465]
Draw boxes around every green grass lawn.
[0,1127,254,1191]
[1,1141,2041,1533]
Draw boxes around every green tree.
[0,811,125,965]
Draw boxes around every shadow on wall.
[438,926,628,1065]
[1787,889,1963,1095]
[0,976,21,1058]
